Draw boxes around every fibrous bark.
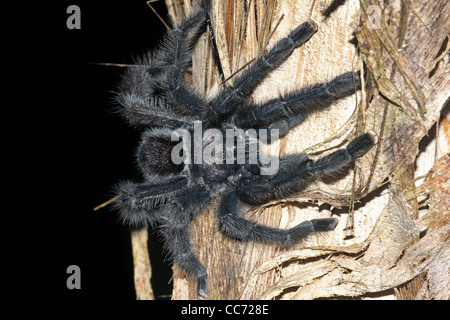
[156,0,450,300]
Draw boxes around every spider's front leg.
[208,20,318,120]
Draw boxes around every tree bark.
[131,227,155,300]
[161,0,449,300]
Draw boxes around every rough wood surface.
[131,227,155,300]
[158,0,450,300]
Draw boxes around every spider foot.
[347,130,379,159]
[287,218,338,246]
[198,275,208,298]
[289,19,318,47]
[310,218,338,231]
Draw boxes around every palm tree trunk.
[161,0,449,300]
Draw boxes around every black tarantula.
[112,2,378,298]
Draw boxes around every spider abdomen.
[137,128,185,179]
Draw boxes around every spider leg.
[115,7,207,127]
[218,190,337,246]
[159,185,212,298]
[233,71,361,136]
[208,20,318,121]
[112,177,188,227]
[159,7,208,116]
[160,206,208,298]
[237,131,378,205]
[115,88,189,128]
[116,177,212,297]
[114,60,183,128]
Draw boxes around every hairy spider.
[112,3,378,298]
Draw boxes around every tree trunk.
[160,0,449,300]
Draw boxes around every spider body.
[113,3,377,298]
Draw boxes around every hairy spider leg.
[237,131,378,205]
[115,8,207,127]
[115,65,188,128]
[207,20,318,121]
[158,185,212,298]
[113,177,189,227]
[115,176,212,297]
[161,213,209,298]
[160,8,208,116]
[234,71,361,138]
[218,190,338,246]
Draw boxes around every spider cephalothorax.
[113,3,378,298]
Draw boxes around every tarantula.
[112,3,377,298]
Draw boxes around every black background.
[6,1,171,299]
